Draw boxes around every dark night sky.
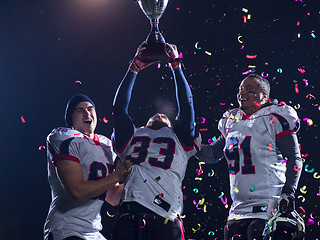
[1,0,320,239]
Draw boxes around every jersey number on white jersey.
[225,136,255,175]
[129,136,176,170]
[89,162,114,200]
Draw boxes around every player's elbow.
[65,186,88,200]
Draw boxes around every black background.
[0,0,319,239]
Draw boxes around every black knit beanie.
[64,94,95,127]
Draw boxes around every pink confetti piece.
[246,55,257,59]
[306,94,316,100]
[199,128,208,132]
[75,80,82,84]
[243,16,247,23]
[242,69,252,75]
[103,117,108,123]
[21,116,26,123]
[302,78,308,87]
[38,146,46,151]
[295,83,299,93]
[220,196,227,205]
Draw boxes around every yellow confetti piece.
[203,204,207,212]
[307,119,313,126]
[238,35,243,43]
[164,216,169,224]
[298,195,306,202]
[208,169,215,177]
[242,8,248,13]
[225,204,229,208]
[199,198,205,205]
[195,177,202,181]
[247,14,251,19]
[298,33,301,38]
[248,65,256,68]
[233,187,239,193]
[314,172,320,179]
[300,185,307,194]
[205,51,212,55]
[192,224,201,233]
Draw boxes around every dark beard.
[146,119,169,130]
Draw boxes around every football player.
[44,94,131,240]
[196,74,303,240]
[111,42,201,240]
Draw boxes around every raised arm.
[113,42,156,150]
[112,70,137,150]
[165,44,196,147]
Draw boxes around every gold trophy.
[136,0,169,62]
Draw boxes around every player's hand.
[278,193,295,214]
[164,43,181,69]
[129,42,157,74]
[114,159,132,183]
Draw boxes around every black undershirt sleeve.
[276,133,303,194]
[195,135,226,164]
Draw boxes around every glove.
[164,43,181,70]
[195,144,221,164]
[278,193,295,214]
[129,42,157,74]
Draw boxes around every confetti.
[106,211,115,218]
[249,185,256,192]
[298,195,306,202]
[237,35,243,43]
[246,55,257,59]
[195,42,201,49]
[102,117,108,123]
[243,16,247,23]
[294,165,302,171]
[306,94,316,100]
[304,164,315,173]
[295,83,299,93]
[38,146,46,151]
[242,69,252,75]
[21,116,26,123]
[300,185,307,194]
[302,78,308,87]
[313,172,320,179]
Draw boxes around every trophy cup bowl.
[137,0,169,62]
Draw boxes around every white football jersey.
[44,127,116,240]
[218,104,299,220]
[115,126,201,221]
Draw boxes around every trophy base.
[139,42,168,63]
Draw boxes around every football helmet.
[263,210,305,240]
